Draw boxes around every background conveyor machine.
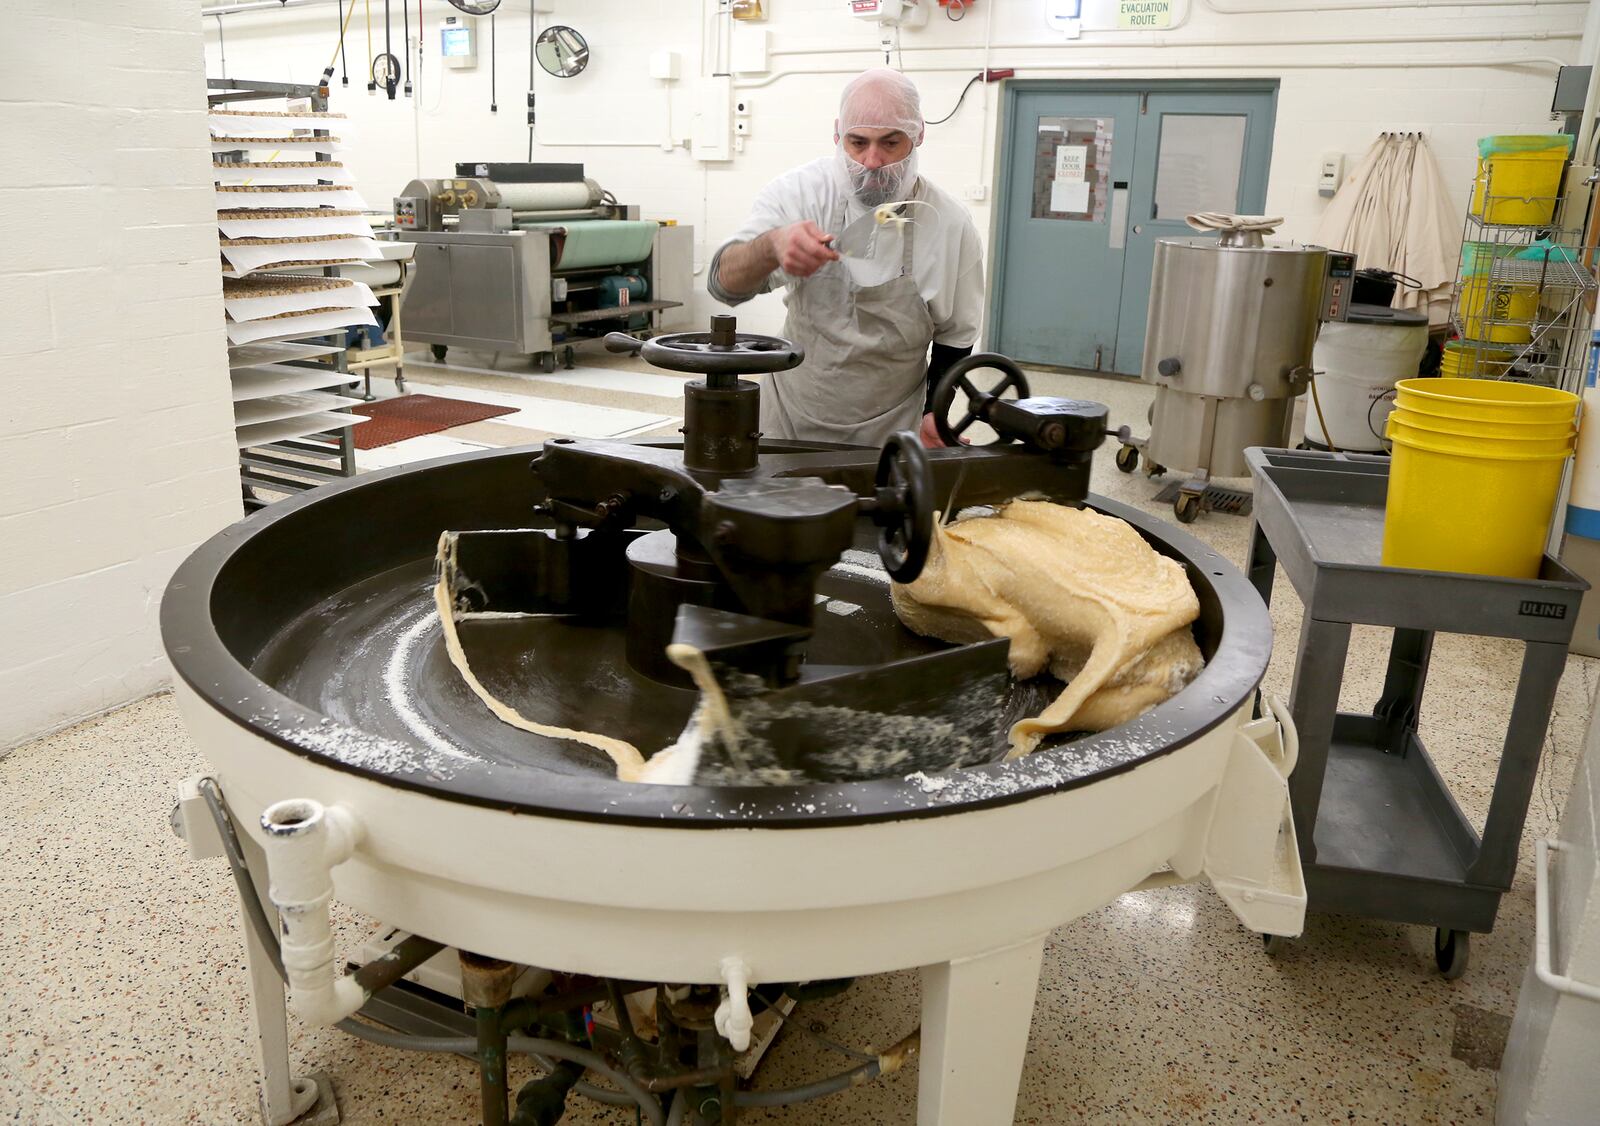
[396,162,693,372]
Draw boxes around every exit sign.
[1118,0,1173,28]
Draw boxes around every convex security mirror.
[535,26,590,78]
[446,0,500,14]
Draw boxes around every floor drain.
[1151,482,1254,517]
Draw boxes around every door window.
[1152,113,1246,220]
[1031,116,1112,222]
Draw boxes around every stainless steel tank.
[1140,233,1328,483]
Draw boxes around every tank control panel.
[1320,252,1357,322]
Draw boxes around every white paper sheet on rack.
[217,213,374,240]
[225,305,379,346]
[213,163,356,186]
[236,411,367,450]
[234,392,369,427]
[231,365,358,401]
[229,340,344,367]
[225,280,378,322]
[215,187,369,211]
[209,112,354,137]
[211,136,345,154]
[220,236,386,275]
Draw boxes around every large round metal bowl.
[162,445,1279,1124]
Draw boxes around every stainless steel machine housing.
[1121,232,1348,521]
[396,175,694,371]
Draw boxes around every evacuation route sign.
[1118,0,1173,28]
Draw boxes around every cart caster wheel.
[538,351,557,374]
[1115,444,1139,474]
[1174,493,1201,524]
[1262,933,1290,957]
[1144,461,1166,479]
[1435,928,1469,980]
[430,344,448,362]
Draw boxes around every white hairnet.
[837,68,925,140]
[835,69,924,208]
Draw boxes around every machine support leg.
[917,934,1047,1126]
[237,832,319,1126]
[476,1003,508,1126]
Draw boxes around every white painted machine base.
[174,684,1304,1124]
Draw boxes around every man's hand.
[716,222,842,297]
[771,220,840,278]
[918,412,969,449]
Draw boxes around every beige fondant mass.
[890,501,1204,757]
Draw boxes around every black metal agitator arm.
[442,318,1110,691]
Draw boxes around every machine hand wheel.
[873,431,935,584]
[930,353,1032,447]
[605,315,804,377]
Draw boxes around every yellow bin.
[1387,406,1575,442]
[1457,273,1537,343]
[1381,416,1574,579]
[1395,377,1578,424]
[1470,134,1573,225]
[1439,341,1511,378]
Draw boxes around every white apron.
[760,191,935,447]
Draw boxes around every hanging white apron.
[761,191,935,447]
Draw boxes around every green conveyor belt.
[517,219,658,269]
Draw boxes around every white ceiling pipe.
[735,54,1570,90]
[203,0,333,15]
[1201,0,1584,11]
[771,28,1580,59]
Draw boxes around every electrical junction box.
[440,15,477,69]
[693,76,734,163]
[732,26,771,73]
[650,51,680,80]
[1318,152,1344,197]
[849,0,929,26]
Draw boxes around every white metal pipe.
[737,55,1571,90]
[714,956,755,1053]
[1534,838,1600,1004]
[1202,0,1584,11]
[204,0,329,15]
[771,29,1579,58]
[260,798,368,1027]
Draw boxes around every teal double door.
[991,82,1277,374]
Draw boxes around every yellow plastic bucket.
[1387,406,1575,442]
[1438,342,1511,378]
[1385,415,1574,457]
[1471,136,1571,225]
[1458,274,1537,343]
[1395,378,1578,424]
[1381,418,1573,578]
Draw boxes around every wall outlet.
[963,185,988,202]
[735,119,750,135]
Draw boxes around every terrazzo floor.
[3,353,1594,1124]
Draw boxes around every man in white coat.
[709,68,984,449]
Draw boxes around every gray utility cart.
[1245,448,1586,978]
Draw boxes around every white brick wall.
[202,0,1583,335]
[0,0,241,752]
